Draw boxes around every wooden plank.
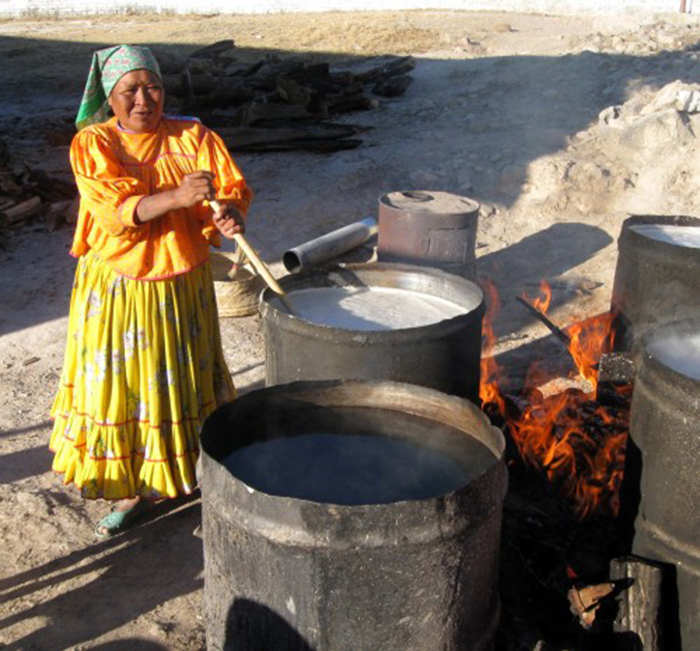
[610,556,669,651]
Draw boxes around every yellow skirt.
[49,251,235,500]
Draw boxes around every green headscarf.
[75,45,162,131]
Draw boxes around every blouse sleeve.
[197,129,253,217]
[70,130,149,236]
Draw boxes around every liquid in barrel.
[273,286,473,331]
[222,407,497,505]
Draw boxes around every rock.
[599,105,622,126]
[677,88,700,113]
[619,108,696,151]
[640,80,700,116]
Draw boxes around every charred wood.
[353,55,416,82]
[218,124,363,152]
[189,39,236,60]
[372,74,413,97]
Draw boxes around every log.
[151,48,188,75]
[354,56,416,83]
[568,582,615,629]
[238,102,314,126]
[372,74,413,98]
[189,39,236,60]
[276,76,317,108]
[218,123,362,149]
[233,138,362,153]
[609,556,669,651]
[323,94,377,114]
[1,196,42,225]
[596,352,635,407]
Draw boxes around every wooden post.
[610,556,668,651]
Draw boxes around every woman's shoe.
[94,499,150,539]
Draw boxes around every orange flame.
[479,276,506,414]
[566,312,616,391]
[480,278,628,519]
[529,280,552,314]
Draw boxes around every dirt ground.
[0,9,698,651]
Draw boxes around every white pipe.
[283,217,378,273]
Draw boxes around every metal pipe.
[282,217,378,273]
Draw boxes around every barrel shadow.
[224,599,316,651]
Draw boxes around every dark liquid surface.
[221,408,496,505]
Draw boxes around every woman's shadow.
[0,497,204,651]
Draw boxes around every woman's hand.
[174,171,216,209]
[212,202,246,239]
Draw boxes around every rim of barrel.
[259,262,485,342]
[200,379,506,516]
[637,317,700,391]
[619,214,700,256]
[378,190,480,214]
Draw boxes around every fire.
[480,279,628,519]
[566,312,616,390]
[478,276,506,414]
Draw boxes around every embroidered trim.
[119,151,197,167]
[54,401,215,428]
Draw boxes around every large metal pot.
[201,380,508,651]
[260,262,485,403]
[624,318,700,650]
[610,214,700,353]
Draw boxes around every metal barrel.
[201,379,507,651]
[624,318,700,650]
[610,214,700,353]
[282,217,378,273]
[377,191,480,280]
[259,262,485,403]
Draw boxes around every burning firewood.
[568,581,615,629]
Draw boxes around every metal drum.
[610,214,700,353]
[377,191,480,280]
[625,318,700,651]
[201,380,508,651]
[260,262,485,403]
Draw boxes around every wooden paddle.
[210,200,294,314]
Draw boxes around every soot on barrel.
[200,380,508,651]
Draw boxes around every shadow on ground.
[0,498,203,650]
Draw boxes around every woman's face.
[108,69,164,133]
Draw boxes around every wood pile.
[44,42,416,154]
[0,137,77,241]
[151,40,415,152]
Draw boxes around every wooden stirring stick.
[210,200,295,314]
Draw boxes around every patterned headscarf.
[75,45,162,130]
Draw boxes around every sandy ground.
[0,10,698,650]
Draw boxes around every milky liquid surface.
[648,333,700,381]
[221,408,497,505]
[280,286,472,331]
[630,224,700,250]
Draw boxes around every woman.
[49,44,253,537]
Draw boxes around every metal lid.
[380,191,479,216]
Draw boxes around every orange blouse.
[69,115,253,280]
